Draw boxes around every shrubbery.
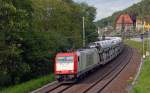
[0,0,98,88]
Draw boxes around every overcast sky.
[74,0,141,21]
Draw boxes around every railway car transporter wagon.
[54,37,123,83]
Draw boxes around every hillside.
[0,0,97,89]
[96,0,150,28]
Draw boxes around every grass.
[124,40,143,54]
[0,74,54,93]
[125,39,150,93]
[131,59,150,93]
[125,39,150,56]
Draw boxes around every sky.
[74,0,141,21]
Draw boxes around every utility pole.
[147,29,150,58]
[98,27,101,37]
[83,16,85,47]
[121,16,125,40]
[142,17,145,58]
[148,30,150,59]
[145,16,150,58]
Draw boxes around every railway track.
[32,46,135,93]
[84,48,133,93]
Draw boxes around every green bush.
[0,74,54,93]
[0,0,98,89]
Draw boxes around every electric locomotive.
[54,37,123,82]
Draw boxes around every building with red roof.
[115,14,133,32]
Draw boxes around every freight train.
[54,37,123,83]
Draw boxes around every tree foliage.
[0,0,97,88]
[96,0,150,28]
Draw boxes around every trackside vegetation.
[124,40,142,54]
[0,0,98,90]
[131,59,150,93]
[125,39,149,55]
[125,39,150,93]
[0,74,54,93]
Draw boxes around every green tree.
[0,0,98,88]
[0,0,33,86]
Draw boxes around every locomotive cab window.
[57,56,74,63]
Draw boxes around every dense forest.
[96,0,150,28]
[0,0,98,88]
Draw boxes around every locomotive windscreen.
[56,56,74,71]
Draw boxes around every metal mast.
[83,16,85,47]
